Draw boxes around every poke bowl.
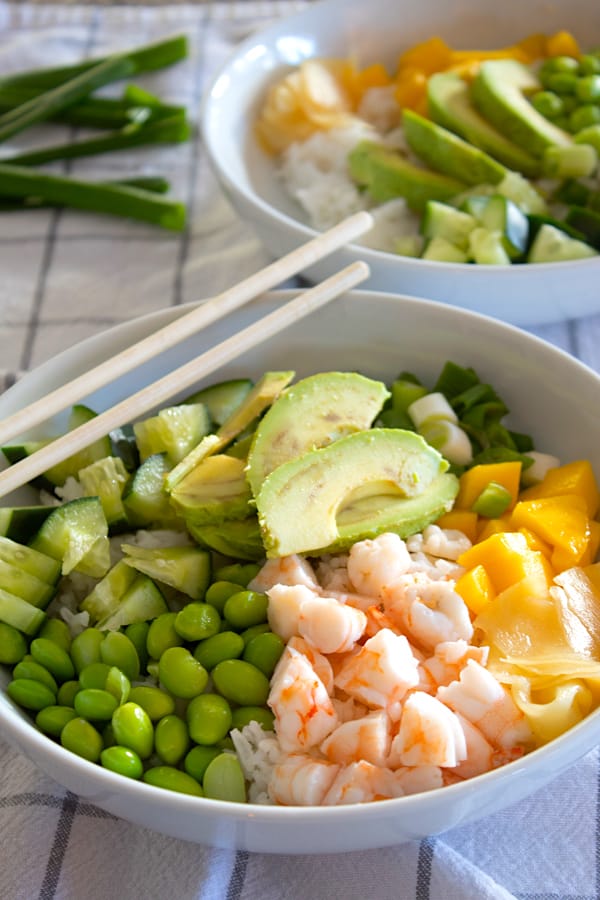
[1,289,600,854]
[201,0,600,326]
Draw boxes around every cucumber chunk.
[0,507,53,543]
[0,558,55,609]
[121,544,211,601]
[0,535,61,584]
[96,575,168,632]
[421,201,476,251]
[0,588,45,635]
[80,559,138,623]
[184,379,254,427]
[29,497,110,577]
[527,223,598,262]
[422,236,469,262]
[78,456,129,527]
[122,453,177,528]
[134,403,211,466]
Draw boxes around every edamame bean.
[143,765,203,796]
[202,752,246,803]
[128,685,175,721]
[70,628,104,674]
[74,688,119,721]
[184,745,220,782]
[239,623,270,647]
[30,637,75,683]
[580,54,600,76]
[100,632,140,681]
[38,618,72,653]
[158,647,208,699]
[78,662,111,691]
[213,563,260,588]
[212,659,270,706]
[100,745,143,780]
[187,693,232,746]
[7,678,56,711]
[175,602,221,642]
[223,590,268,631]
[13,657,57,694]
[104,666,130,704]
[125,622,149,671]
[243,632,284,677]
[61,717,103,762]
[570,104,600,132]
[0,622,27,664]
[193,631,244,670]
[102,723,116,749]
[35,705,77,738]
[112,702,154,759]
[154,715,189,766]
[576,74,600,103]
[204,581,244,614]
[230,706,275,732]
[57,680,80,707]
[146,612,182,660]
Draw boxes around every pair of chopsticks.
[0,212,373,499]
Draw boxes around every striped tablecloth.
[0,4,600,899]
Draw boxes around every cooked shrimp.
[334,628,420,720]
[315,553,352,593]
[322,760,403,805]
[437,659,534,750]
[298,594,367,654]
[266,583,319,641]
[347,532,412,597]
[421,640,489,689]
[394,765,444,795]
[331,695,369,724]
[320,710,392,767]
[268,645,338,752]
[407,524,472,561]
[268,754,340,806]
[250,554,319,592]
[388,691,467,768]
[382,575,473,651]
[284,636,335,695]
[448,714,496,780]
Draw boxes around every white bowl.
[1,289,600,853]
[201,0,600,326]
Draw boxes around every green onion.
[0,175,171,211]
[0,163,185,230]
[0,56,134,143]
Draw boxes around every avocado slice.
[348,140,466,212]
[255,428,457,557]
[169,454,252,525]
[187,516,264,561]
[245,372,390,496]
[470,60,572,158]
[427,72,541,178]
[403,109,507,186]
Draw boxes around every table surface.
[1,3,600,899]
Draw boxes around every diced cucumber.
[0,587,45,635]
[422,236,469,263]
[80,559,138,623]
[527,223,598,262]
[29,497,110,577]
[564,206,600,250]
[121,544,211,601]
[470,195,529,259]
[187,517,265,562]
[393,234,424,257]
[468,227,511,265]
[96,574,168,632]
[527,213,587,246]
[122,453,178,528]
[109,424,140,472]
[0,535,61,584]
[495,171,547,215]
[78,456,129,527]
[421,201,476,251]
[168,455,253,524]
[0,558,55,609]
[133,403,211,466]
[0,507,53,544]
[184,379,254,427]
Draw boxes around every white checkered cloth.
[1,4,600,899]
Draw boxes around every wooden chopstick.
[0,260,370,499]
[0,211,373,446]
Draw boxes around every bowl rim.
[200,0,600,277]
[1,286,600,828]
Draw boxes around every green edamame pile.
[4,564,283,803]
[532,52,600,133]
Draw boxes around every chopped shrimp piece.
[268,646,338,752]
[382,575,473,651]
[268,754,340,806]
[331,695,369,724]
[407,524,472,561]
[388,691,467,768]
[347,532,412,597]
[326,589,375,613]
[334,628,420,720]
[250,554,319,592]
[284,636,334,695]
[394,765,444,795]
[422,640,489,688]
[298,595,367,654]
[266,583,318,641]
[448,714,496,780]
[437,659,534,750]
[320,710,392,767]
[322,760,403,805]
[364,604,405,638]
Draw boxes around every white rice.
[230,721,283,805]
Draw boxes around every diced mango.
[455,564,496,615]
[457,531,552,594]
[394,66,428,110]
[397,36,452,75]
[517,33,547,62]
[518,460,599,518]
[518,526,553,559]
[477,514,512,542]
[545,30,581,59]
[511,495,591,571]
[580,520,600,568]
[455,461,522,511]
[435,509,479,543]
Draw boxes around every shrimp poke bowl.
[0,289,600,854]
[202,0,600,325]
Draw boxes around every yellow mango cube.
[476,515,512,542]
[455,564,496,615]
[511,495,591,571]
[457,531,551,594]
[518,459,599,518]
[435,509,479,543]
